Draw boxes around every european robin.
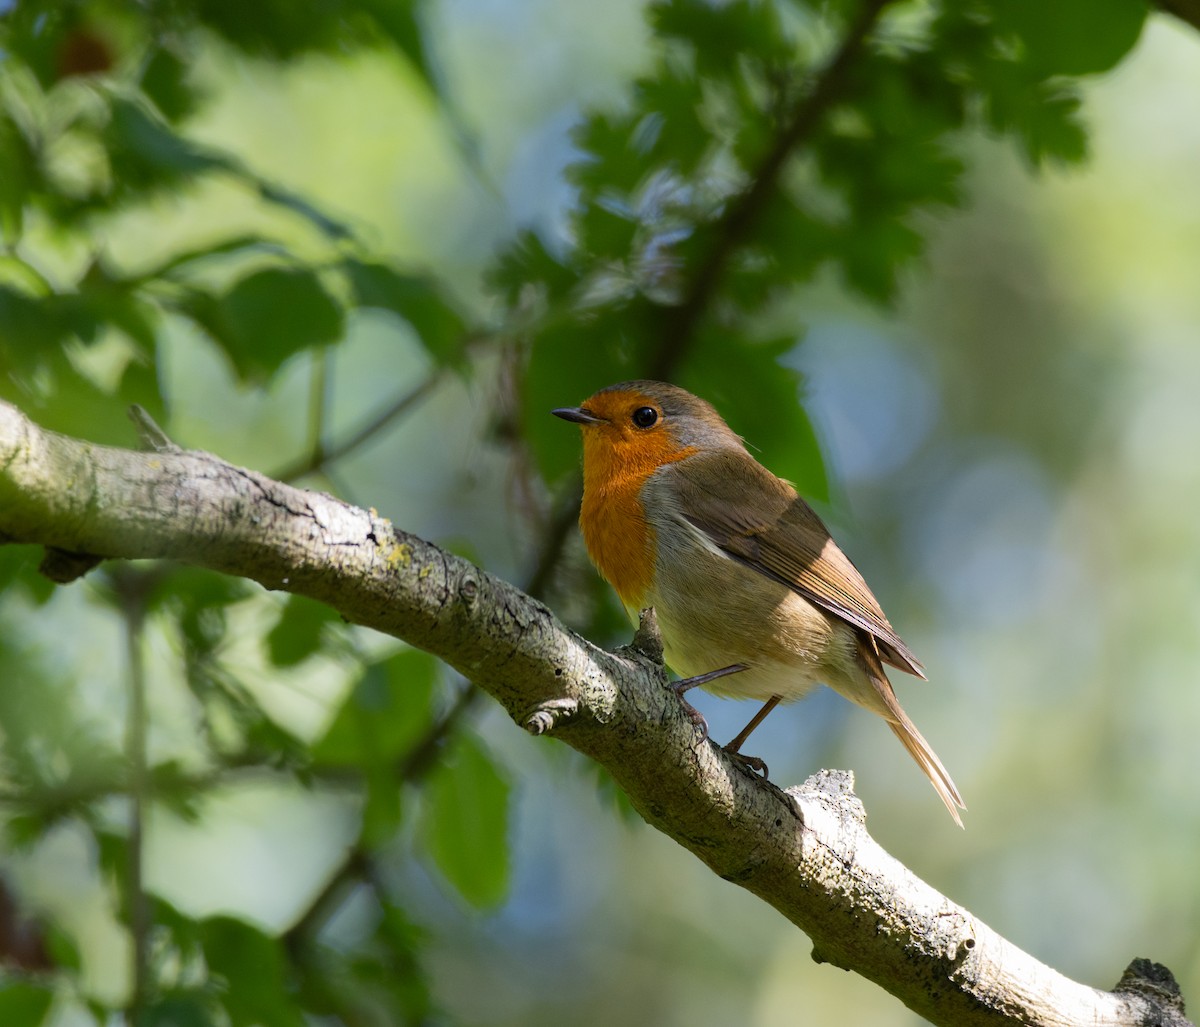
[553,380,965,826]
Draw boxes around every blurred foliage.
[0,0,1167,1023]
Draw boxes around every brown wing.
[663,450,925,678]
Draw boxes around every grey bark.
[0,399,1189,1027]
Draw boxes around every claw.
[670,664,747,741]
[723,748,769,778]
[671,680,710,741]
[669,666,763,765]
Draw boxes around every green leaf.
[3,814,50,851]
[836,217,925,305]
[292,900,433,1022]
[266,595,340,667]
[418,735,510,909]
[979,70,1088,167]
[0,285,69,367]
[189,267,345,383]
[200,917,303,1027]
[1010,87,1088,167]
[574,201,639,264]
[372,903,434,1019]
[358,0,436,90]
[0,342,159,447]
[138,993,220,1027]
[651,0,791,77]
[0,546,47,603]
[73,264,160,355]
[344,260,467,364]
[360,768,404,847]
[635,70,711,174]
[105,96,231,193]
[191,0,352,59]
[161,568,252,654]
[44,923,81,973]
[679,333,828,503]
[569,109,647,199]
[0,108,38,240]
[524,316,644,484]
[0,982,54,1026]
[190,0,432,88]
[139,47,202,123]
[313,650,438,767]
[732,192,833,301]
[997,0,1147,77]
[486,230,579,308]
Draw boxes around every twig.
[111,567,153,1022]
[523,478,584,600]
[271,368,443,484]
[128,405,180,455]
[281,684,481,950]
[302,348,333,475]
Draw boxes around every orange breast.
[578,430,696,609]
[579,468,655,608]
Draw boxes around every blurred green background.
[1,0,1198,1023]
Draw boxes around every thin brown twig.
[281,684,480,950]
[111,567,153,1023]
[302,348,332,472]
[523,478,584,600]
[272,368,444,484]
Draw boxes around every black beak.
[552,406,606,425]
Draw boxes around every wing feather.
[662,451,925,678]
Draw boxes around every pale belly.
[624,540,862,704]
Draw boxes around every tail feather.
[887,716,966,829]
[858,636,966,827]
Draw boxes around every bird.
[553,379,965,825]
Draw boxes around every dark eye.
[631,406,658,428]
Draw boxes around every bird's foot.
[722,747,769,779]
[670,680,710,741]
[670,664,747,743]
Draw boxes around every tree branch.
[0,400,1190,1027]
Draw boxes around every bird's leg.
[721,695,783,778]
[673,663,749,696]
[725,695,781,752]
[671,664,748,742]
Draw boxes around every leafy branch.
[656,0,893,370]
